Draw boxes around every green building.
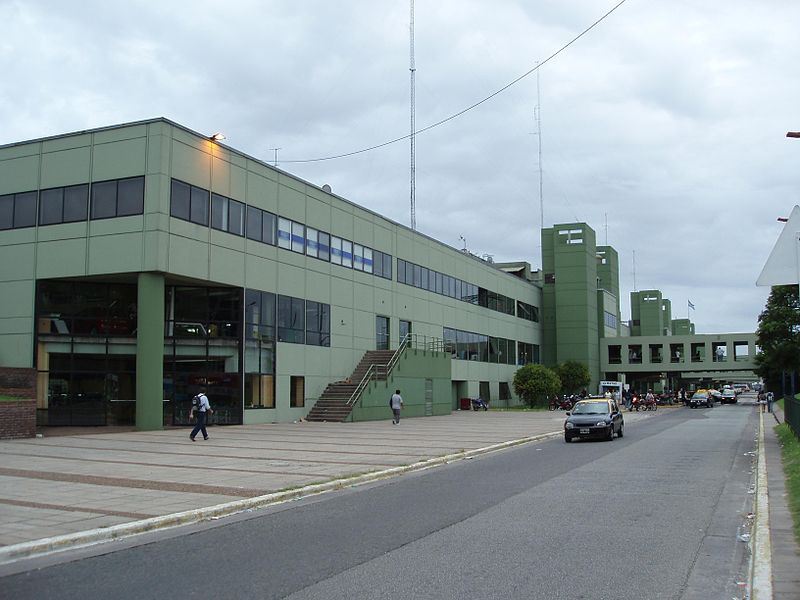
[541,223,621,389]
[0,119,759,428]
[0,119,542,429]
[541,222,757,393]
[672,318,695,335]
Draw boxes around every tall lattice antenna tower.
[409,0,417,230]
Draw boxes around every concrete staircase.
[305,350,396,422]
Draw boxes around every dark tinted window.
[190,185,208,225]
[229,199,244,236]
[39,188,63,225]
[170,180,190,220]
[306,301,330,347]
[117,177,144,216]
[246,206,262,241]
[91,180,117,219]
[0,195,13,230]
[277,295,305,344]
[14,192,37,227]
[63,184,88,222]
[211,194,226,230]
[383,254,392,279]
[262,211,276,245]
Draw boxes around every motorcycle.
[641,395,658,411]
[471,397,488,411]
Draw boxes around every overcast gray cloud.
[2,0,798,334]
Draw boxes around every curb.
[0,430,562,565]
[750,410,773,599]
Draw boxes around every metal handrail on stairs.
[345,333,445,406]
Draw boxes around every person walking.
[390,389,403,424]
[189,389,213,441]
[767,390,774,413]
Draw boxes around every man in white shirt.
[189,389,213,441]
[390,389,403,425]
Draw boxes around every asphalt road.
[1,403,758,600]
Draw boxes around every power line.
[280,0,628,164]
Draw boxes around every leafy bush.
[513,364,561,408]
[556,360,591,395]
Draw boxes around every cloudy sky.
[2,0,798,334]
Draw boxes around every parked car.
[720,389,737,404]
[564,398,624,442]
[689,390,714,408]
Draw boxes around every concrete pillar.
[136,273,164,430]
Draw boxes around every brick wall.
[0,368,37,438]
[0,367,36,398]
[0,400,36,439]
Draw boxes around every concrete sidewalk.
[0,402,795,598]
[0,410,573,551]
[763,406,800,599]
[0,409,660,555]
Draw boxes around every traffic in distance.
[561,383,756,442]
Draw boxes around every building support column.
[136,272,164,430]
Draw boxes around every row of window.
[607,341,750,364]
[245,289,330,347]
[397,259,530,320]
[170,179,393,281]
[0,176,145,231]
[604,311,618,329]
[517,301,540,323]
[443,327,540,366]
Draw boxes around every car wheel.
[618,423,624,438]
[564,433,571,443]
[607,427,614,441]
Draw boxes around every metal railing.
[346,333,447,406]
[785,394,800,439]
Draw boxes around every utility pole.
[409,0,417,230]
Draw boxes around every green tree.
[556,360,592,395]
[513,364,561,408]
[755,285,800,393]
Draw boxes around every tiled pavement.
[0,409,622,547]
[0,411,576,546]
[0,404,796,596]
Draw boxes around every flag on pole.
[688,300,695,310]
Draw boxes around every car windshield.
[572,402,609,415]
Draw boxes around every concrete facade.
[0,119,541,428]
[600,333,758,391]
[541,223,609,388]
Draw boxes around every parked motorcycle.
[641,395,658,411]
[471,397,488,411]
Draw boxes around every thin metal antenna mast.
[536,62,543,233]
[409,0,417,230]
